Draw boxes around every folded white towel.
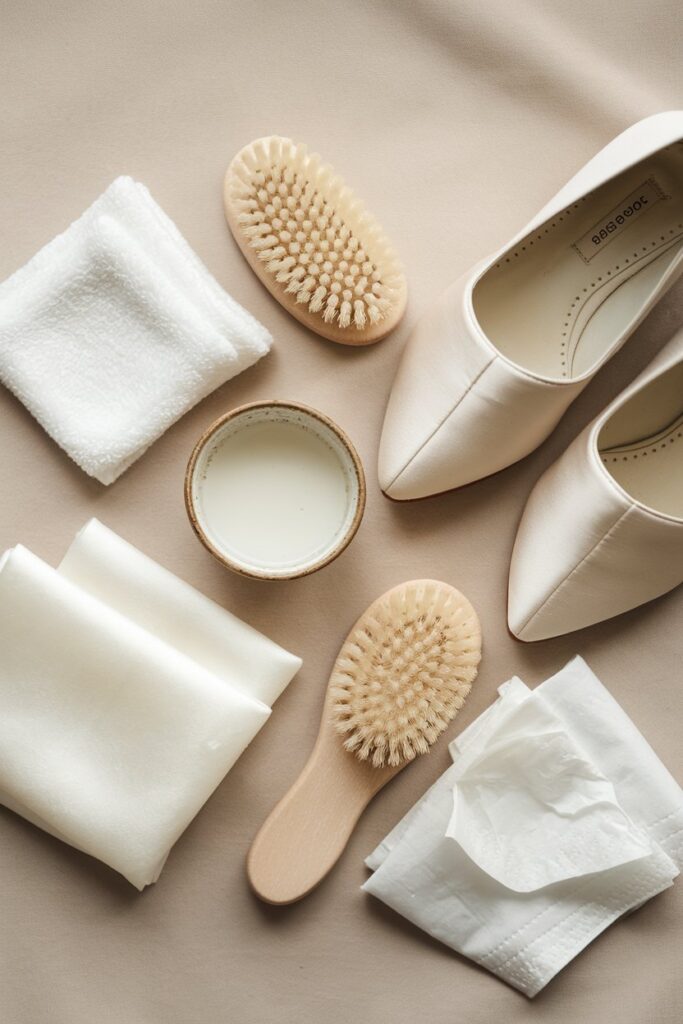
[0,520,301,889]
[0,177,272,484]
[364,658,683,997]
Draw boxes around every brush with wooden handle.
[247,580,482,904]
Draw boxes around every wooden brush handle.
[247,724,398,905]
[247,579,481,904]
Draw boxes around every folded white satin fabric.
[0,176,272,484]
[59,519,299,708]
[363,657,683,997]
[0,520,301,889]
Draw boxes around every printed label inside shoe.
[572,178,666,263]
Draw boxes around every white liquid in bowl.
[191,406,362,578]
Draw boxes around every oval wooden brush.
[247,580,482,904]
[224,136,407,345]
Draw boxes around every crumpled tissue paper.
[363,657,682,997]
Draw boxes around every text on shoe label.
[572,178,665,263]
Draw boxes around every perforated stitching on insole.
[489,142,683,378]
[493,196,589,271]
[491,199,676,378]
[562,225,683,376]
[600,414,683,464]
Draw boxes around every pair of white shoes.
[379,112,683,641]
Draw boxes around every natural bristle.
[329,581,482,768]
[225,136,406,342]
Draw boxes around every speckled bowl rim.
[184,400,367,581]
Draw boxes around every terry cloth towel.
[0,176,272,484]
[363,657,683,998]
[0,519,301,889]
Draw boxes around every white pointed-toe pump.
[508,328,683,642]
[379,112,683,500]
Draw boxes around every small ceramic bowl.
[185,401,366,580]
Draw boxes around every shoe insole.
[600,409,683,517]
[473,142,683,380]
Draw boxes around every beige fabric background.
[0,1,681,1021]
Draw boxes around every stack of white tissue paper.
[364,657,683,997]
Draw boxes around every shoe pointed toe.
[508,328,683,641]
[507,550,579,643]
[379,396,513,500]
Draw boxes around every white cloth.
[0,176,272,484]
[59,519,299,708]
[363,657,683,997]
[0,520,301,889]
